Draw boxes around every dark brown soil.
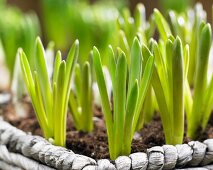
[1,97,213,160]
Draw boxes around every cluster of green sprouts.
[20,38,79,146]
[153,7,213,139]
[69,61,93,132]
[117,3,213,143]
[149,36,185,144]
[93,38,154,159]
[185,23,212,138]
[19,3,213,161]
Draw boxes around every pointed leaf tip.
[56,50,61,56]
[153,8,159,14]
[174,36,182,47]
[61,60,66,65]
[135,79,139,86]
[133,37,141,47]
[149,38,155,45]
[36,36,42,45]
[93,46,100,55]
[74,39,79,46]
[203,23,212,37]
[108,44,113,49]
[176,36,182,42]
[84,61,90,68]
[18,48,23,56]
[185,44,189,51]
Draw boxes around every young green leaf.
[118,30,130,63]
[202,76,213,129]
[153,8,172,41]
[35,37,53,134]
[52,51,62,84]
[123,80,138,155]
[151,59,172,144]
[34,71,51,138]
[93,46,114,158]
[20,38,79,147]
[74,64,82,106]
[172,37,184,144]
[134,3,146,30]
[93,39,154,159]
[187,23,212,138]
[69,91,81,129]
[114,53,127,156]
[128,37,142,95]
[54,61,66,146]
[132,55,154,134]
[108,45,116,89]
[83,62,93,131]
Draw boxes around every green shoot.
[136,86,155,130]
[11,49,26,102]
[185,4,206,85]
[117,3,151,48]
[186,23,212,138]
[157,4,206,86]
[149,36,185,145]
[93,37,154,159]
[69,61,93,132]
[153,8,172,42]
[116,4,157,127]
[20,37,79,146]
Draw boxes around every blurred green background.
[6,0,213,44]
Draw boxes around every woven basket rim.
[1,119,213,169]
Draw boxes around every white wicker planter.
[0,120,213,170]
